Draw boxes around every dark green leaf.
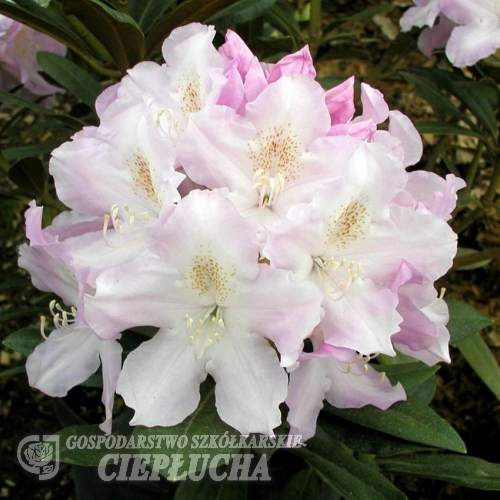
[292,428,406,500]
[0,305,47,322]
[8,157,47,197]
[37,52,102,109]
[325,397,466,453]
[55,410,135,466]
[317,413,432,457]
[372,362,439,393]
[145,0,238,57]
[415,120,486,140]
[0,365,26,378]
[3,326,43,357]
[0,90,85,129]
[405,68,499,136]
[132,379,239,480]
[0,0,90,56]
[446,298,494,345]
[3,143,60,163]
[343,4,393,22]
[129,0,177,33]
[455,247,492,270]
[279,467,324,500]
[63,0,144,71]
[208,0,277,32]
[79,372,103,388]
[264,0,302,48]
[174,476,248,500]
[456,332,500,401]
[400,70,475,128]
[378,453,500,490]
[406,375,437,405]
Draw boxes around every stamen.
[252,170,286,208]
[102,204,148,249]
[313,255,362,301]
[185,306,225,359]
[39,302,78,342]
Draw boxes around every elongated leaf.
[37,52,102,109]
[145,0,237,56]
[415,68,499,137]
[325,398,466,453]
[400,70,477,130]
[0,90,85,129]
[63,0,144,71]
[0,305,47,322]
[415,120,486,140]
[208,0,277,32]
[175,477,248,500]
[0,365,26,378]
[8,157,47,197]
[55,411,135,466]
[264,0,302,47]
[457,332,500,401]
[378,453,500,490]
[129,0,177,33]
[3,143,60,162]
[317,414,432,457]
[279,467,323,500]
[132,379,239,481]
[293,428,406,500]
[3,326,43,357]
[407,375,437,405]
[372,362,439,393]
[446,298,494,345]
[0,0,90,55]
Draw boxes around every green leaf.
[0,365,26,379]
[0,0,90,56]
[415,120,486,140]
[405,68,499,136]
[0,305,47,322]
[455,247,492,270]
[456,332,500,401]
[378,453,500,490]
[55,411,135,466]
[3,326,43,357]
[279,467,324,500]
[264,0,302,48]
[2,143,60,163]
[208,0,277,32]
[325,398,466,453]
[37,52,102,110]
[446,298,494,345]
[317,413,432,457]
[8,157,47,197]
[407,375,437,405]
[62,0,144,71]
[132,379,239,481]
[0,90,85,129]
[145,0,238,57]
[343,4,394,22]
[400,70,476,129]
[174,476,248,500]
[128,0,177,33]
[292,428,406,500]
[372,362,439,393]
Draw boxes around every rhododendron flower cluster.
[400,0,500,67]
[19,23,464,439]
[0,12,66,97]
